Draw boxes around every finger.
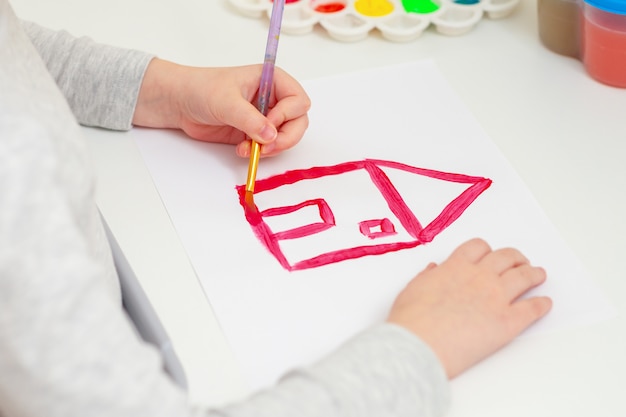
[219,97,278,145]
[480,247,530,275]
[424,262,438,271]
[272,67,311,108]
[236,135,284,158]
[260,91,310,156]
[449,238,492,263]
[506,296,553,337]
[501,264,547,300]
[236,140,251,158]
[267,69,310,125]
[226,93,308,152]
[266,93,311,133]
[229,67,308,150]
[261,114,309,156]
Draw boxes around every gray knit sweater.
[0,1,450,416]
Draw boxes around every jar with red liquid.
[582,0,626,87]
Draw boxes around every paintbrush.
[245,0,286,209]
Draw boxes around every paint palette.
[229,0,520,42]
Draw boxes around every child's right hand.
[132,60,311,158]
[387,238,552,379]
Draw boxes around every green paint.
[401,0,440,13]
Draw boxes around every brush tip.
[244,190,257,211]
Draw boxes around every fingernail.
[238,141,250,157]
[259,123,277,142]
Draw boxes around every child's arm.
[21,23,311,158]
[21,21,153,131]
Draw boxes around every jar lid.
[585,0,626,14]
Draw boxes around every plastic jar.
[537,0,581,58]
[582,0,626,87]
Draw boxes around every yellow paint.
[354,0,395,17]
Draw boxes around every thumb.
[225,100,278,145]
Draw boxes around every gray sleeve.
[21,21,154,131]
[214,324,451,417]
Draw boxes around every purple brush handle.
[257,0,286,116]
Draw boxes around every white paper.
[133,60,615,393]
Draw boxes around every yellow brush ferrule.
[245,141,262,194]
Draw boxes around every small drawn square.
[359,218,396,239]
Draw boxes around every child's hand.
[133,59,311,158]
[387,238,552,379]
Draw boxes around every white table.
[11,0,626,415]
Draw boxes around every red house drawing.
[236,159,491,271]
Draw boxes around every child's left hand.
[132,58,311,158]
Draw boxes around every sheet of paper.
[132,60,615,394]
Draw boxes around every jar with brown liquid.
[537,0,581,58]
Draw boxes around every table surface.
[11,0,626,415]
